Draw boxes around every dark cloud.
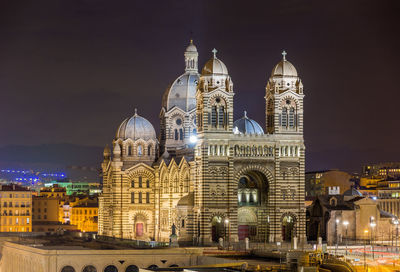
[0,0,399,172]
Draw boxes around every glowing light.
[189,135,198,143]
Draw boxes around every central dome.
[201,48,228,75]
[116,110,156,141]
[163,73,199,111]
[233,111,264,135]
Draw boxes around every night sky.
[0,0,399,172]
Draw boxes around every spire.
[212,48,218,58]
[282,50,287,61]
[244,110,247,118]
[184,40,198,72]
[134,108,138,116]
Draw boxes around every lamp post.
[364,229,368,271]
[335,218,340,256]
[343,221,349,257]
[394,219,399,254]
[224,219,230,249]
[370,221,376,260]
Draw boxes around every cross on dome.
[212,48,218,58]
[134,108,138,116]
[244,110,247,118]
[282,50,287,60]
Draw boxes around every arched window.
[61,266,75,272]
[131,192,135,204]
[104,265,118,272]
[179,128,184,140]
[146,192,150,203]
[137,145,143,156]
[139,192,142,203]
[125,265,139,272]
[128,146,132,156]
[138,177,142,188]
[281,108,288,128]
[211,106,217,127]
[288,107,295,128]
[83,265,97,272]
[146,179,150,188]
[218,106,225,127]
[174,129,178,140]
[131,180,135,188]
[147,145,151,155]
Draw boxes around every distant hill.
[0,143,103,175]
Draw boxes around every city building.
[39,185,67,198]
[363,162,400,179]
[43,181,101,195]
[305,170,353,197]
[0,184,32,232]
[99,42,306,245]
[70,198,98,232]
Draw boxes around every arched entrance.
[282,214,295,242]
[133,213,147,239]
[237,170,269,241]
[211,216,224,242]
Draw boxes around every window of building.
[131,180,135,188]
[281,108,288,128]
[139,192,142,203]
[174,129,178,140]
[179,128,184,140]
[218,106,225,127]
[138,145,143,156]
[44,208,47,213]
[128,145,132,156]
[147,145,151,155]
[288,107,295,128]
[146,180,150,188]
[27,218,30,224]
[139,177,142,188]
[146,192,150,203]
[61,266,76,272]
[82,265,97,272]
[44,215,47,219]
[182,219,185,228]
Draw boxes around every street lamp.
[394,219,399,254]
[343,220,349,257]
[364,229,369,271]
[370,221,376,260]
[335,218,340,256]
[224,219,230,249]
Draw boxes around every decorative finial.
[134,108,137,116]
[212,48,218,58]
[190,39,193,44]
[244,110,247,118]
[282,50,287,60]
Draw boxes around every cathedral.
[98,41,306,245]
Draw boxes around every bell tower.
[265,51,304,135]
[194,49,238,245]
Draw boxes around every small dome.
[162,73,199,111]
[116,109,156,141]
[343,188,363,197]
[185,40,197,52]
[271,51,298,77]
[201,48,228,76]
[233,111,264,135]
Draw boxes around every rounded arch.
[82,266,97,272]
[103,265,118,272]
[281,212,298,242]
[61,266,75,272]
[125,265,139,272]
[234,165,274,186]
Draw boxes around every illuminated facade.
[0,184,32,232]
[99,42,306,245]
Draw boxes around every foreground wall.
[1,242,205,272]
